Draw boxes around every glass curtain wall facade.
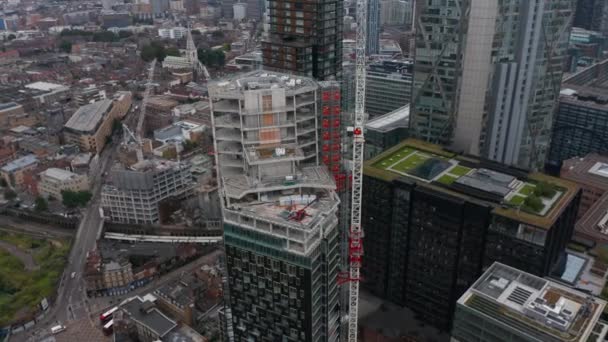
[411,0,575,170]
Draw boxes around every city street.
[13,142,117,342]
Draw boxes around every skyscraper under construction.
[209,71,341,341]
[262,0,343,80]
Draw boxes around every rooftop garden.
[366,140,576,226]
[504,181,563,215]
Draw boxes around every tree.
[524,195,543,213]
[141,42,167,62]
[191,30,201,35]
[92,31,118,42]
[211,31,224,39]
[182,139,199,152]
[59,40,72,53]
[165,47,181,57]
[60,29,93,37]
[118,31,133,39]
[534,181,556,198]
[223,43,231,51]
[62,190,92,208]
[3,189,16,200]
[35,197,48,212]
[0,178,6,187]
[112,119,122,134]
[197,48,225,68]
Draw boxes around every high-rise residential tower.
[209,72,341,341]
[411,0,575,170]
[574,0,608,36]
[366,0,380,55]
[262,0,343,80]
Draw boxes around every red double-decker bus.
[99,307,118,323]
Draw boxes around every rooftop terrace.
[365,139,579,229]
[459,262,605,341]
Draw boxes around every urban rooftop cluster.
[459,262,605,341]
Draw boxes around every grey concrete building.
[101,159,193,224]
[209,71,341,341]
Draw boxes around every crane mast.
[345,0,368,339]
[135,59,156,162]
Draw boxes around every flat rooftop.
[0,102,20,111]
[459,262,605,341]
[64,99,113,133]
[575,192,608,244]
[1,154,38,173]
[41,167,81,181]
[120,296,177,338]
[366,104,409,131]
[559,87,608,110]
[24,81,66,92]
[208,70,317,98]
[365,139,579,229]
[561,154,608,192]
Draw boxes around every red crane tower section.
[319,83,348,192]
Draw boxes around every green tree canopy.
[3,189,16,200]
[61,190,92,208]
[533,181,557,198]
[118,31,133,39]
[59,40,72,53]
[92,31,118,42]
[141,42,167,62]
[182,139,199,152]
[197,48,225,68]
[165,47,181,57]
[524,195,543,213]
[35,197,48,212]
[60,29,93,37]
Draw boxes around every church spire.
[186,23,198,64]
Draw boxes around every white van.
[51,324,66,334]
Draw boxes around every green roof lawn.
[518,184,535,196]
[437,174,459,185]
[507,195,526,206]
[374,147,416,169]
[392,153,431,173]
[449,165,471,177]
